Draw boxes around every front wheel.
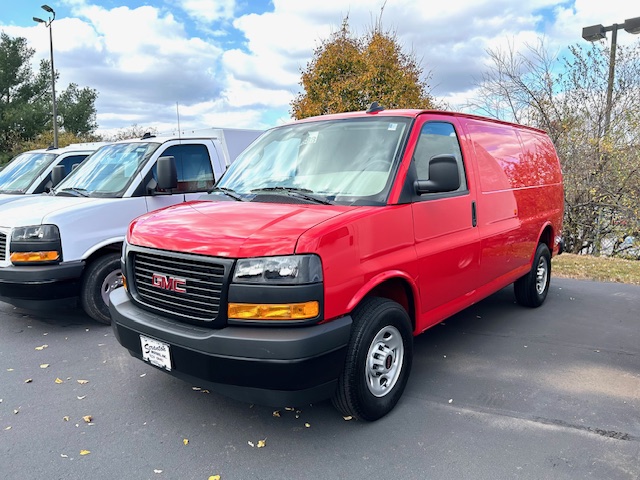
[332,297,413,421]
[80,253,123,324]
[514,243,551,308]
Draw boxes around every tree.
[469,38,640,258]
[104,124,158,142]
[57,83,98,136]
[0,32,49,156]
[291,15,434,119]
[0,31,99,162]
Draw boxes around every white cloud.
[4,0,639,136]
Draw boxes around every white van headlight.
[10,225,62,264]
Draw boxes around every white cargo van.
[0,143,107,206]
[0,128,262,324]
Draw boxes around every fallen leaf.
[55,378,64,384]
[183,438,189,446]
[77,380,89,385]
[63,416,70,421]
[77,396,86,400]
[304,423,311,428]
[208,476,221,480]
[272,411,281,418]
[40,364,49,369]
[79,450,90,456]
[257,439,266,448]
[35,345,48,351]
[202,390,210,394]
[24,379,32,384]
[83,415,93,423]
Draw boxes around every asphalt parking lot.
[1,278,638,480]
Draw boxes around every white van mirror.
[414,155,460,194]
[51,165,66,188]
[156,156,178,190]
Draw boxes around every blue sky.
[1,0,639,136]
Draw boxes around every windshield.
[54,142,159,197]
[0,152,58,193]
[216,116,410,205]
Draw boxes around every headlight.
[10,224,62,265]
[232,255,322,284]
[11,225,60,242]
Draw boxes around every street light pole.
[33,4,58,149]
[582,17,640,136]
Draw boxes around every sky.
[1,0,639,137]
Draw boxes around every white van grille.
[0,232,6,261]
[131,250,226,321]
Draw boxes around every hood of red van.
[128,199,350,257]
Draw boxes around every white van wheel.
[332,297,413,421]
[514,243,551,308]
[81,253,122,324]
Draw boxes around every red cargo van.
[110,106,564,421]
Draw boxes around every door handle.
[472,201,477,227]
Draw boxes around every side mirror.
[414,155,460,194]
[156,156,177,190]
[51,165,66,187]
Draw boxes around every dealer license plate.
[140,335,172,371]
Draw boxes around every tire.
[80,253,123,324]
[514,243,551,308]
[332,297,413,421]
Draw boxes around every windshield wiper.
[209,186,245,202]
[56,187,90,197]
[251,187,334,205]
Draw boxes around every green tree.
[291,16,434,119]
[0,31,99,162]
[58,83,98,136]
[0,32,49,156]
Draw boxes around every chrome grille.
[132,250,226,320]
[0,232,6,261]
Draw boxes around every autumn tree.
[469,38,640,258]
[291,16,434,119]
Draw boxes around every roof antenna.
[176,101,181,140]
[366,101,385,113]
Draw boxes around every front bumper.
[110,288,352,407]
[0,261,84,301]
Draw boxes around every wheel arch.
[82,241,123,270]
[346,271,418,333]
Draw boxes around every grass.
[552,253,640,285]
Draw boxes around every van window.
[412,122,467,194]
[58,154,88,175]
[156,144,215,193]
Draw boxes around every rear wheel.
[514,243,551,308]
[332,297,413,421]
[81,253,122,324]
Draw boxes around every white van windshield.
[0,152,57,194]
[54,142,159,198]
[216,117,410,205]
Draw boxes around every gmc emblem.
[151,273,187,293]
